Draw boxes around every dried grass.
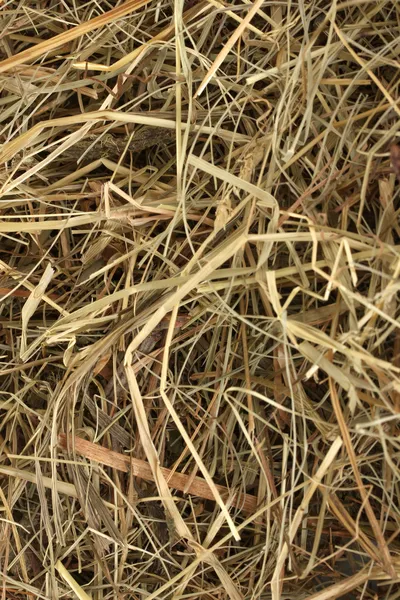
[1,1,400,599]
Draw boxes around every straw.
[1,1,399,599]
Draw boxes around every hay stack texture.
[0,1,399,599]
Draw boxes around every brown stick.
[58,434,258,514]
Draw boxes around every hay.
[0,1,399,599]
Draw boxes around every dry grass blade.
[1,1,400,599]
[55,560,92,600]
[195,0,266,97]
[0,0,151,74]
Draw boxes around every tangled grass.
[0,1,400,599]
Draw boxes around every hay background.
[0,1,400,599]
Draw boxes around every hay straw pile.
[1,1,400,599]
